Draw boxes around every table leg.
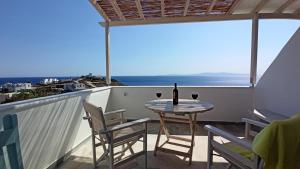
[159,112,170,140]
[188,114,197,165]
[154,124,162,156]
[155,112,170,156]
[154,112,198,165]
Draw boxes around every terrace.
[0,0,300,169]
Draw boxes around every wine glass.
[156,92,162,104]
[192,93,198,100]
[156,92,162,99]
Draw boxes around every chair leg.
[92,134,97,169]
[226,164,233,169]
[108,135,114,169]
[144,123,148,169]
[207,132,213,169]
[253,156,262,169]
[258,159,264,169]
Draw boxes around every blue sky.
[0,0,299,77]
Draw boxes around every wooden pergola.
[90,0,300,85]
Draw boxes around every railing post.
[250,14,259,86]
[105,21,111,85]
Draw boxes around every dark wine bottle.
[173,83,178,105]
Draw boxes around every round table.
[145,99,214,164]
[145,99,214,115]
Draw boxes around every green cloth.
[223,141,254,160]
[252,114,300,169]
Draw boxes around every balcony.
[0,86,249,169]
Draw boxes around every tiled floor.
[58,122,244,169]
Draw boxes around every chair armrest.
[104,109,126,116]
[204,125,252,150]
[104,109,126,125]
[242,118,268,128]
[82,116,91,120]
[103,118,151,134]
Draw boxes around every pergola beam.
[275,0,296,13]
[183,0,190,16]
[99,13,300,27]
[226,0,240,15]
[161,0,165,17]
[251,0,271,14]
[101,14,251,27]
[250,15,259,86]
[90,0,110,21]
[135,0,145,19]
[206,0,218,15]
[259,13,300,19]
[109,0,126,21]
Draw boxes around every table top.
[145,99,214,115]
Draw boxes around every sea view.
[0,75,250,86]
[113,75,250,86]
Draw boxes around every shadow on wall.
[255,27,300,117]
[16,93,91,169]
[0,87,111,169]
[0,114,24,169]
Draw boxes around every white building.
[63,82,86,92]
[14,83,32,92]
[1,83,32,92]
[40,78,59,85]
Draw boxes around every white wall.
[0,87,111,169]
[108,86,253,122]
[255,28,300,117]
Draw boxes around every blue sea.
[112,76,250,86]
[0,75,250,86]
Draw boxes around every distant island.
[189,72,249,77]
[0,74,124,104]
[130,72,249,77]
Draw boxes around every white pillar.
[250,14,259,86]
[105,22,111,85]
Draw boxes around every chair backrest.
[0,114,24,169]
[82,100,107,133]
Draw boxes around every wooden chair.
[82,100,149,169]
[205,118,268,169]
